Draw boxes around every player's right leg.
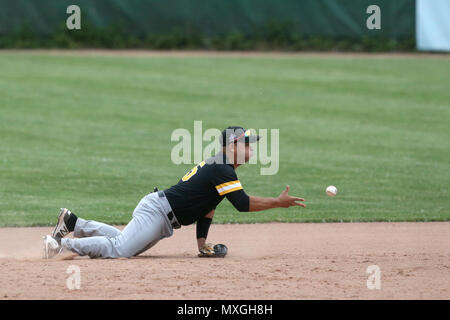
[58,207,168,259]
[73,218,122,239]
[52,208,121,240]
[52,208,77,240]
[44,192,174,259]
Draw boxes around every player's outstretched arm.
[248,185,305,212]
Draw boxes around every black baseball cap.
[220,126,260,147]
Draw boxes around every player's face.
[235,141,253,164]
[245,143,254,161]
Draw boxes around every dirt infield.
[0,222,448,300]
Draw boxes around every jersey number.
[181,161,206,182]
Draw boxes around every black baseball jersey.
[163,152,250,225]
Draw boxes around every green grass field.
[0,52,449,226]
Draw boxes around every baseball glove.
[198,243,228,258]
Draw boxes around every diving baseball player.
[43,126,306,259]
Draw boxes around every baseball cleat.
[43,235,62,259]
[52,208,73,240]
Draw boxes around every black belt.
[157,190,181,229]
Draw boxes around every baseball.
[326,185,337,197]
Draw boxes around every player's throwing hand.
[278,185,306,208]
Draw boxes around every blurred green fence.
[0,0,416,50]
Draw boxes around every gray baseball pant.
[61,192,176,258]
